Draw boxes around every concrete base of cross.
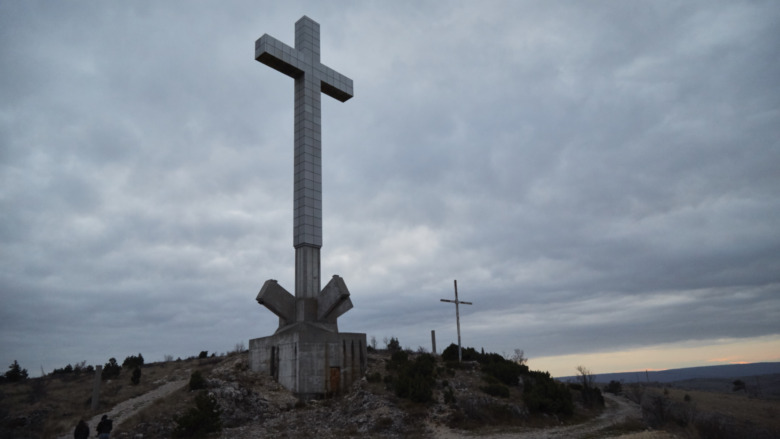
[249,274,365,399]
[256,275,353,332]
[248,323,366,400]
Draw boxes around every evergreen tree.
[131,367,141,385]
[102,357,121,380]
[5,360,28,382]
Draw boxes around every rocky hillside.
[117,349,621,438]
[122,351,539,438]
[2,349,642,439]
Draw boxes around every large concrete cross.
[254,16,354,330]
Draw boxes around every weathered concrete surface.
[256,280,295,326]
[249,324,366,400]
[250,16,364,399]
[318,275,353,323]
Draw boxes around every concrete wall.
[249,325,366,399]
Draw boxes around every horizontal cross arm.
[318,64,353,102]
[440,299,473,305]
[255,34,306,79]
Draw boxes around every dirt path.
[56,379,187,439]
[430,393,674,439]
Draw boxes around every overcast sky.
[2,1,779,378]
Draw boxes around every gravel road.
[430,393,677,439]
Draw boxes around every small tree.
[386,337,401,353]
[102,358,121,380]
[732,379,746,393]
[576,365,603,407]
[5,360,28,382]
[576,365,594,389]
[123,353,144,369]
[511,349,528,365]
[198,351,209,359]
[131,367,142,385]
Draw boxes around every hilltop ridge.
[559,362,780,383]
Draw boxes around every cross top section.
[256,16,352,301]
[255,16,353,249]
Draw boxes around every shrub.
[522,370,573,415]
[131,367,141,385]
[189,370,207,391]
[392,354,437,403]
[480,383,510,398]
[391,350,408,363]
[581,387,605,408]
[395,372,433,402]
[443,386,456,404]
[173,391,222,438]
[481,361,524,386]
[366,372,382,383]
[102,358,121,380]
[51,364,74,377]
[441,344,478,362]
[605,380,622,394]
[123,353,144,369]
[198,351,209,359]
[386,337,401,353]
[441,344,527,386]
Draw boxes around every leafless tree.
[233,341,247,354]
[576,365,595,389]
[511,349,528,365]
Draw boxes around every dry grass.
[661,386,780,432]
[115,358,228,436]
[0,356,223,438]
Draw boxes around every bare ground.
[428,393,678,439]
[54,378,187,439]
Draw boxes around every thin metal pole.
[455,280,462,363]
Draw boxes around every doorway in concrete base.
[329,367,340,394]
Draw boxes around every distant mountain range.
[558,362,780,384]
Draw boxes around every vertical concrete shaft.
[256,16,353,302]
[295,245,321,298]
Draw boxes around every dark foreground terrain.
[2,351,778,438]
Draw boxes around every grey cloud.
[1,1,779,374]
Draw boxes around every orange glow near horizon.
[529,334,780,378]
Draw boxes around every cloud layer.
[1,1,779,375]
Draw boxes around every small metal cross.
[440,280,472,362]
